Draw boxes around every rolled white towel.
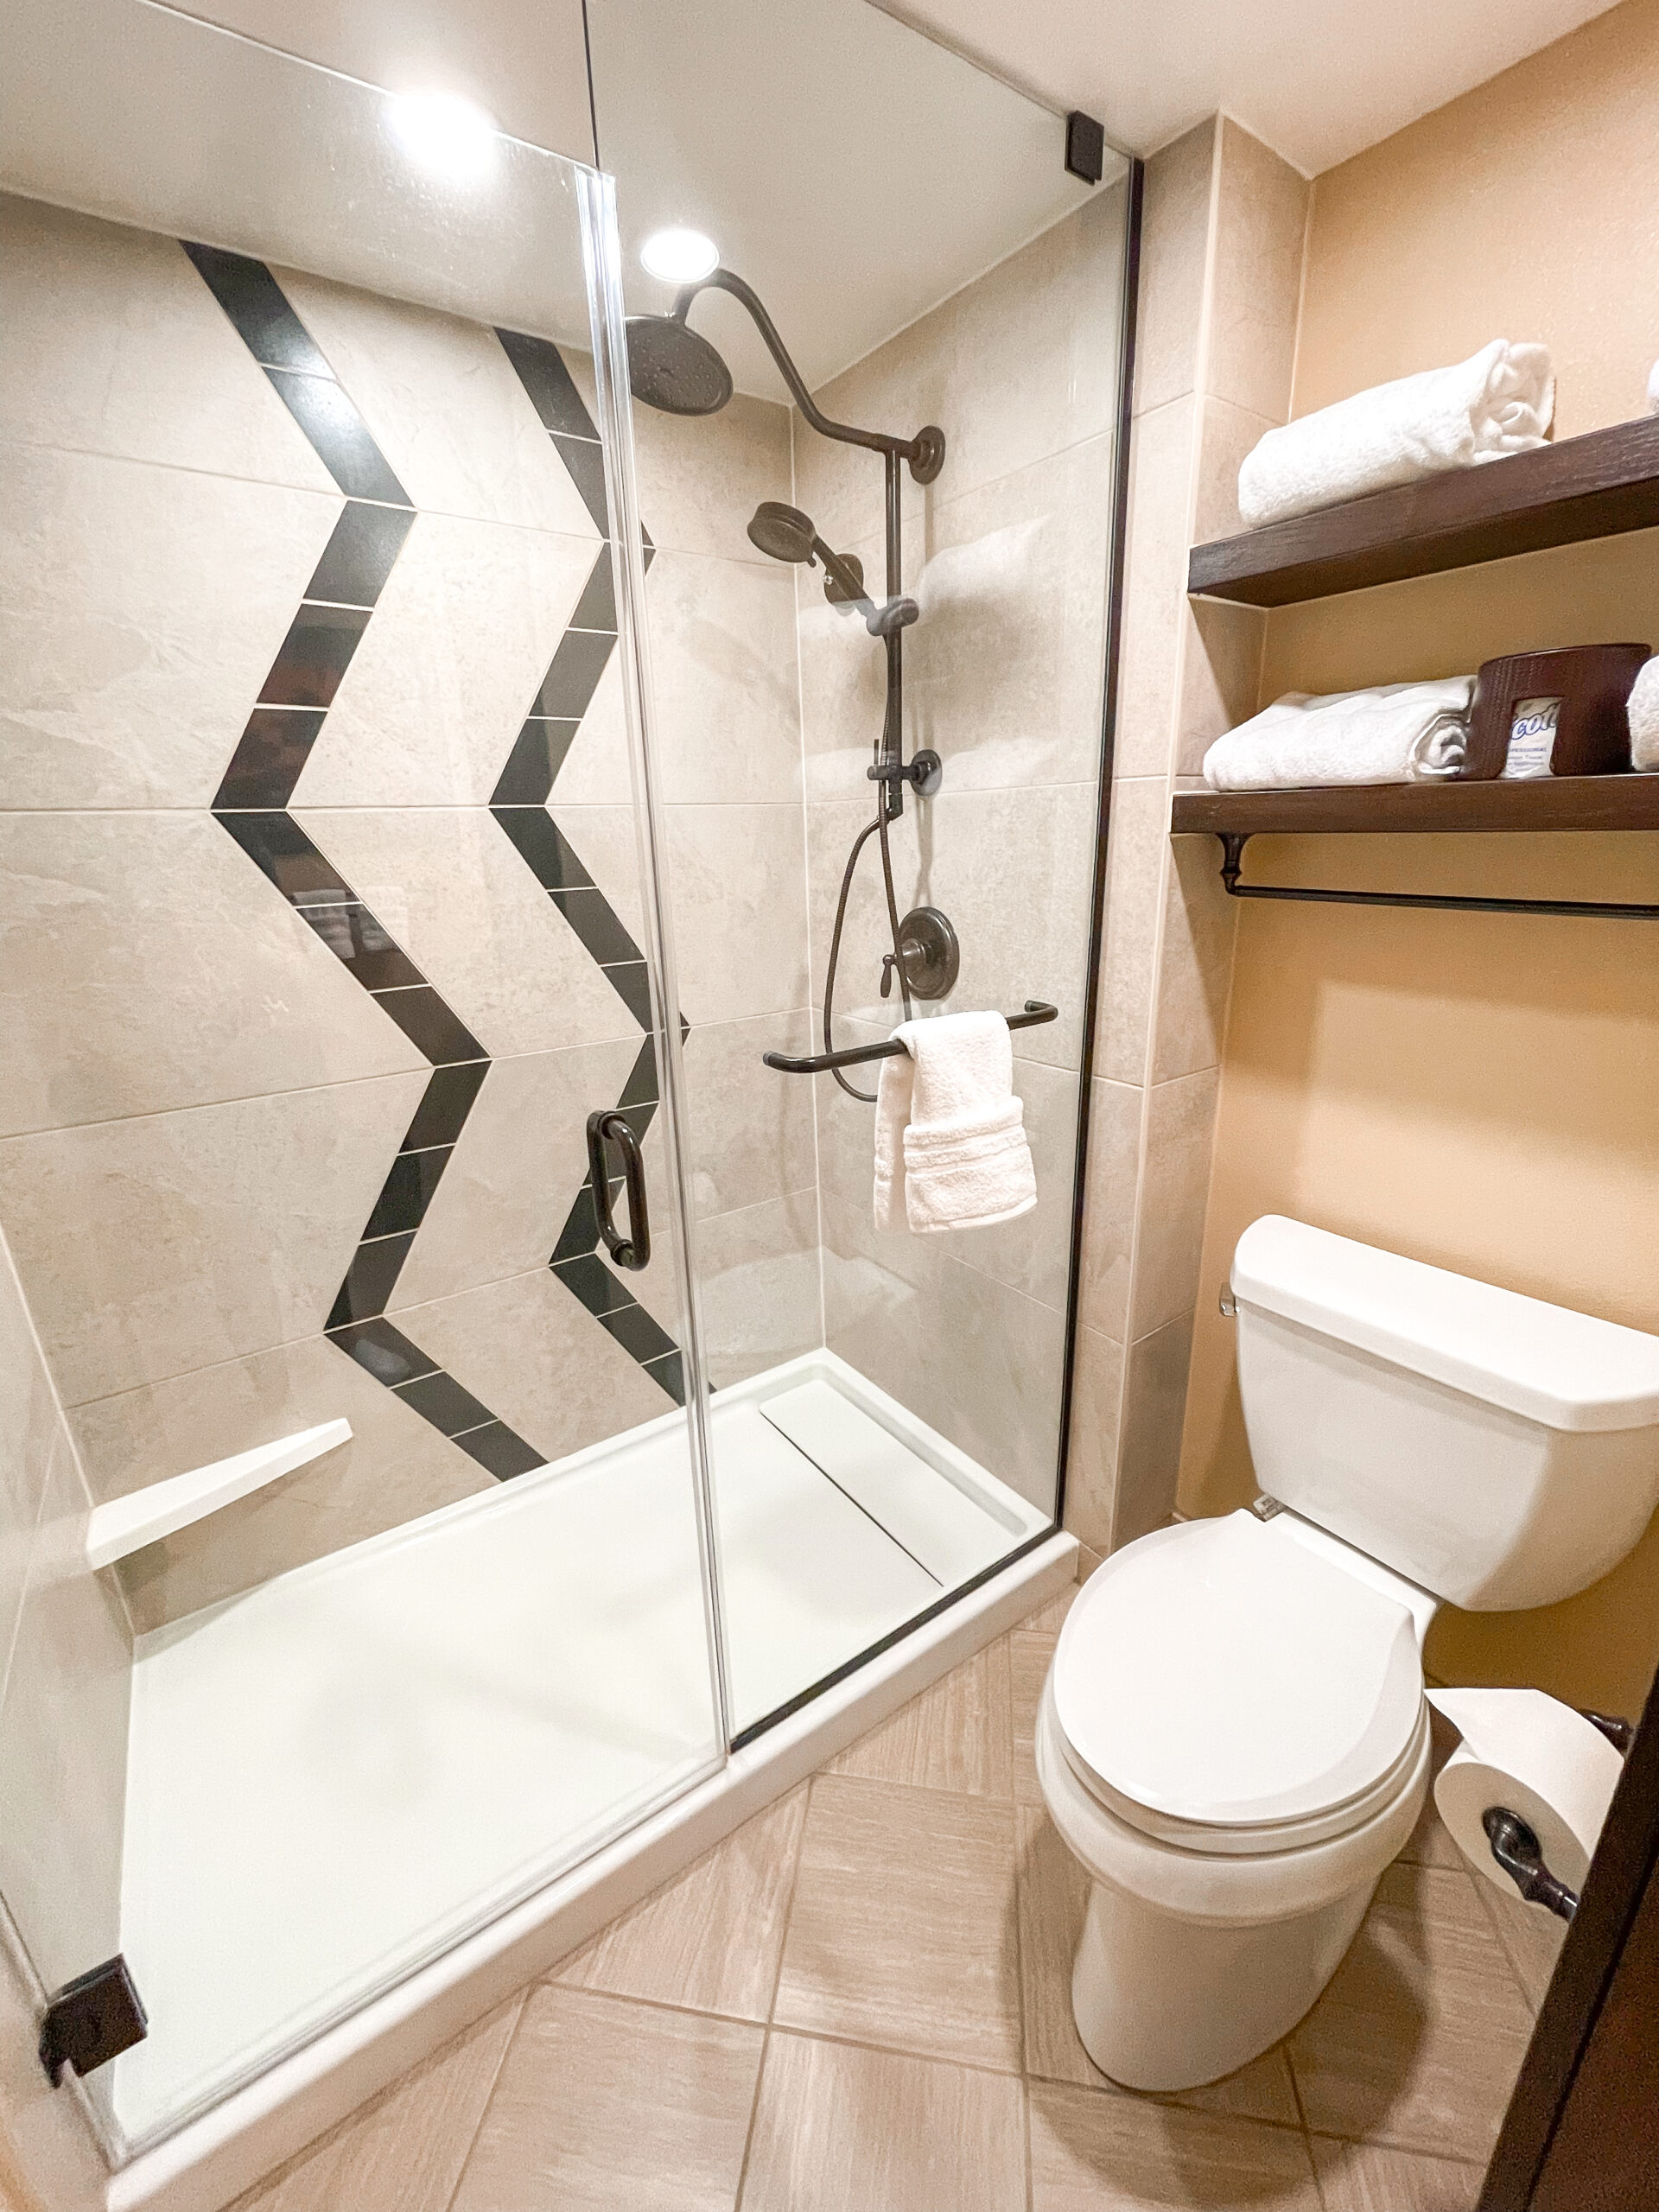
[1238,340,1554,529]
[1202,678,1475,792]
[1630,655,1659,772]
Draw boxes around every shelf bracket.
[1215,831,1659,920]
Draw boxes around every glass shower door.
[0,0,723,2158]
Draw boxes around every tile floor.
[232,1565,1548,2212]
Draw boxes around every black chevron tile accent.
[191,244,546,1474]
[487,332,690,1409]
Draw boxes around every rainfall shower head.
[624,311,733,416]
[746,501,817,563]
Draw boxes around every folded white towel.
[1238,340,1554,529]
[1202,678,1475,791]
[873,1011,1037,1236]
[1647,359,1659,416]
[1630,655,1659,772]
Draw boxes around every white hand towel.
[872,1012,1037,1235]
[1202,678,1475,791]
[1630,654,1659,772]
[1237,340,1554,529]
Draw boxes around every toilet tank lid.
[1231,1217,1659,1433]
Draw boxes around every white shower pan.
[109,1349,1060,2182]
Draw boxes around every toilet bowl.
[1040,1215,1659,2090]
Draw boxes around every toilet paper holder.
[1481,1707,1634,1923]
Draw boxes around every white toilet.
[1039,1214,1659,2091]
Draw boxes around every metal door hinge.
[39,1955,147,2086]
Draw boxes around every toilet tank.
[1230,1217,1659,1611]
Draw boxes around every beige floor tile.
[1011,1630,1058,1806]
[449,1987,761,2212]
[740,2031,1027,2212]
[1016,1809,1301,2125]
[1311,2136,1486,2211]
[774,1774,1022,2071]
[1023,1584,1078,1635]
[1029,2080,1320,2209]
[229,1999,523,2212]
[825,1639,1013,1799]
[557,1787,807,2020]
[1471,1873,1567,2015]
[1288,1863,1533,2161]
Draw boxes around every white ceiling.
[876,0,1618,175]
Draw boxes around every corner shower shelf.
[1170,777,1659,920]
[1186,416,1659,606]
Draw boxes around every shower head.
[747,501,817,563]
[624,311,733,416]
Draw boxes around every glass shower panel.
[0,0,722,2157]
[588,0,1130,1734]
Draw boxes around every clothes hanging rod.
[762,1001,1058,1074]
[1215,832,1659,919]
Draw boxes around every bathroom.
[1,0,1656,2203]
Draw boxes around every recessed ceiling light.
[386,91,499,183]
[640,227,721,284]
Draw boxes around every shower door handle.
[586,1110,651,1271]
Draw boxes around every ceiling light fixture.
[639,227,721,284]
[386,91,499,184]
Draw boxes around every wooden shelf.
[1170,775,1659,838]
[1187,416,1659,607]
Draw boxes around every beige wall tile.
[1030,2079,1321,2211]
[1093,779,1166,1088]
[1288,1862,1534,2160]
[564,549,802,807]
[1112,398,1196,780]
[774,1773,1021,2071]
[389,1038,646,1311]
[0,1071,427,1406]
[0,1437,129,1993]
[0,441,339,810]
[1206,120,1311,426]
[0,1232,62,1707]
[664,803,810,1027]
[827,1638,1012,1799]
[0,195,334,491]
[1133,121,1218,417]
[1311,2137,1485,2212]
[630,389,793,565]
[1192,392,1279,545]
[276,272,599,538]
[449,1986,762,2212]
[1130,1071,1221,1338]
[680,1013,817,1222]
[73,1332,493,1630]
[1077,1077,1142,1342]
[1116,1313,1196,1547]
[741,2031,1026,2212]
[1177,599,1266,779]
[394,1267,676,1465]
[557,1786,807,2021]
[694,1190,822,1391]
[1064,1325,1126,1554]
[291,511,598,806]
[296,807,639,1058]
[0,812,427,1138]
[229,1999,524,2212]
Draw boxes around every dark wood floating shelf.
[1187,415,1659,607]
[1171,774,1659,838]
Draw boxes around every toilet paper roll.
[1427,1687,1624,1895]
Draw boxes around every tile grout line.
[731,1777,813,2208]
[435,1986,532,2212]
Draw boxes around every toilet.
[1039,1214,1659,2092]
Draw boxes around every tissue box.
[1463,643,1650,779]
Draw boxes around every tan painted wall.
[1178,0,1659,1714]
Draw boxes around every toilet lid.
[1053,1512,1423,1833]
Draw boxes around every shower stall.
[0,0,1135,2199]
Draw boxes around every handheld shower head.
[624,312,733,416]
[746,501,817,563]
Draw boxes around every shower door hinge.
[39,1954,148,2086]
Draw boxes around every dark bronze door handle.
[586,1109,651,1271]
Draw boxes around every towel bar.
[1214,831,1659,919]
[762,1001,1058,1075]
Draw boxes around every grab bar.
[762,1000,1058,1075]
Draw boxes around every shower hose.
[821,722,913,1103]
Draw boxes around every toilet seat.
[1052,1511,1425,1857]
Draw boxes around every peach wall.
[1178,0,1659,1713]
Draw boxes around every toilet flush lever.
[1218,1286,1237,1319]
